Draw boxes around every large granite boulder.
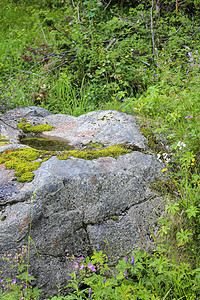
[0,107,165,298]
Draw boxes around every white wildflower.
[177,141,186,150]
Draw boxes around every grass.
[0,0,200,298]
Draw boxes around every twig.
[106,38,117,51]
[71,0,75,8]
[11,68,43,77]
[95,30,110,37]
[150,0,155,57]
[140,60,151,66]
[71,0,80,23]
[27,52,57,71]
[13,61,69,77]
[135,57,150,66]
[185,26,200,40]
[102,39,115,43]
[155,47,159,59]
[39,23,48,44]
[76,5,80,23]
[104,0,112,10]
[75,83,88,98]
[40,61,69,75]
[165,22,185,43]
[52,26,78,44]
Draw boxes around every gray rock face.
[0,107,165,298]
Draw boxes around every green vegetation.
[17,120,53,133]
[20,136,73,151]
[0,148,42,182]
[0,144,131,182]
[57,144,131,160]
[0,0,200,299]
[0,135,10,146]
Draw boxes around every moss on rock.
[0,148,51,182]
[18,171,35,182]
[86,142,103,150]
[57,144,131,160]
[0,144,132,182]
[0,134,10,146]
[20,137,73,151]
[17,120,53,133]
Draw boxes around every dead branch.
[106,38,117,51]
[39,23,48,44]
[11,68,43,77]
[140,60,151,66]
[40,61,69,75]
[51,26,78,44]
[165,22,185,43]
[185,26,200,40]
[151,0,156,57]
[104,0,112,10]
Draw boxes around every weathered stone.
[0,106,52,143]
[0,107,165,298]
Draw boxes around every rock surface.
[0,107,165,298]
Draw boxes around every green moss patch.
[0,148,51,182]
[86,142,103,150]
[17,120,53,133]
[0,134,10,146]
[0,144,133,182]
[57,144,131,160]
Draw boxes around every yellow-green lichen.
[0,134,10,146]
[17,121,53,133]
[0,148,51,182]
[57,144,131,160]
